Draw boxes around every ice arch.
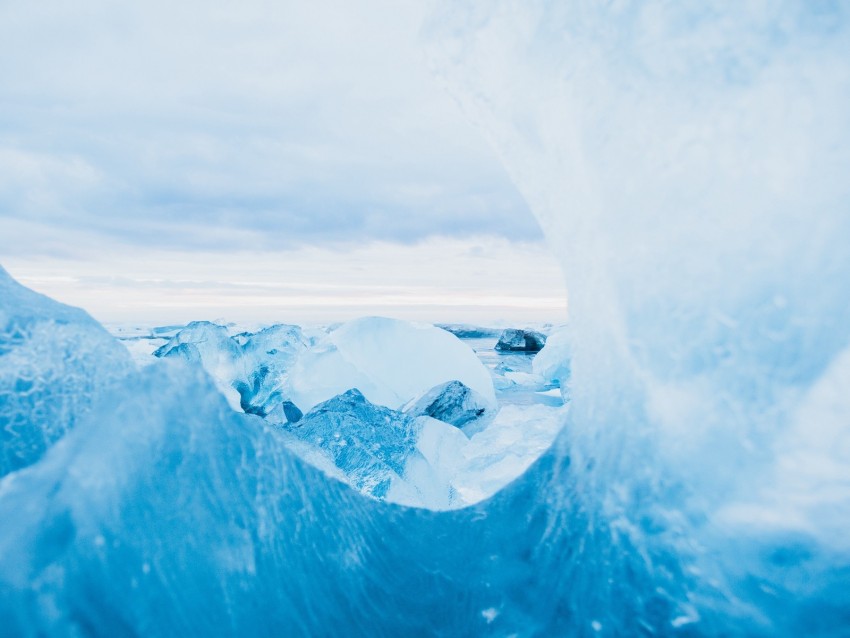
[0,3,848,636]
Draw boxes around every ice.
[402,379,492,430]
[235,324,308,417]
[425,0,850,631]
[494,328,546,352]
[286,388,420,499]
[154,321,244,409]
[283,316,497,413]
[435,324,501,339]
[281,381,562,509]
[0,266,132,477]
[1,2,849,634]
[532,326,572,399]
[449,403,568,506]
[153,321,307,416]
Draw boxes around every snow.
[284,317,497,413]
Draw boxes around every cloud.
[0,0,539,256]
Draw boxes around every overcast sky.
[0,0,566,326]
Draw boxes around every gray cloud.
[0,0,538,256]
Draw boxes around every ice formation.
[1,2,848,635]
[283,316,497,413]
[0,266,133,478]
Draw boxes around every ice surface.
[0,266,133,477]
[281,381,562,509]
[236,324,307,417]
[284,316,497,413]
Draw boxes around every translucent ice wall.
[424,0,850,626]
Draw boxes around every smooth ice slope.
[0,266,133,477]
[284,317,496,413]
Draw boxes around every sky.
[0,0,567,326]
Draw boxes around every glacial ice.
[1,2,849,635]
[0,266,133,478]
[283,316,497,413]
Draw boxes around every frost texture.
[0,266,132,477]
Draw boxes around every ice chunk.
[451,404,568,506]
[0,266,133,477]
[532,327,572,400]
[284,317,496,413]
[154,321,244,409]
[403,380,492,430]
[494,329,546,352]
[436,324,501,339]
[289,388,422,499]
[153,321,307,416]
[236,324,307,416]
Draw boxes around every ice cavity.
[284,316,497,413]
[0,266,133,477]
